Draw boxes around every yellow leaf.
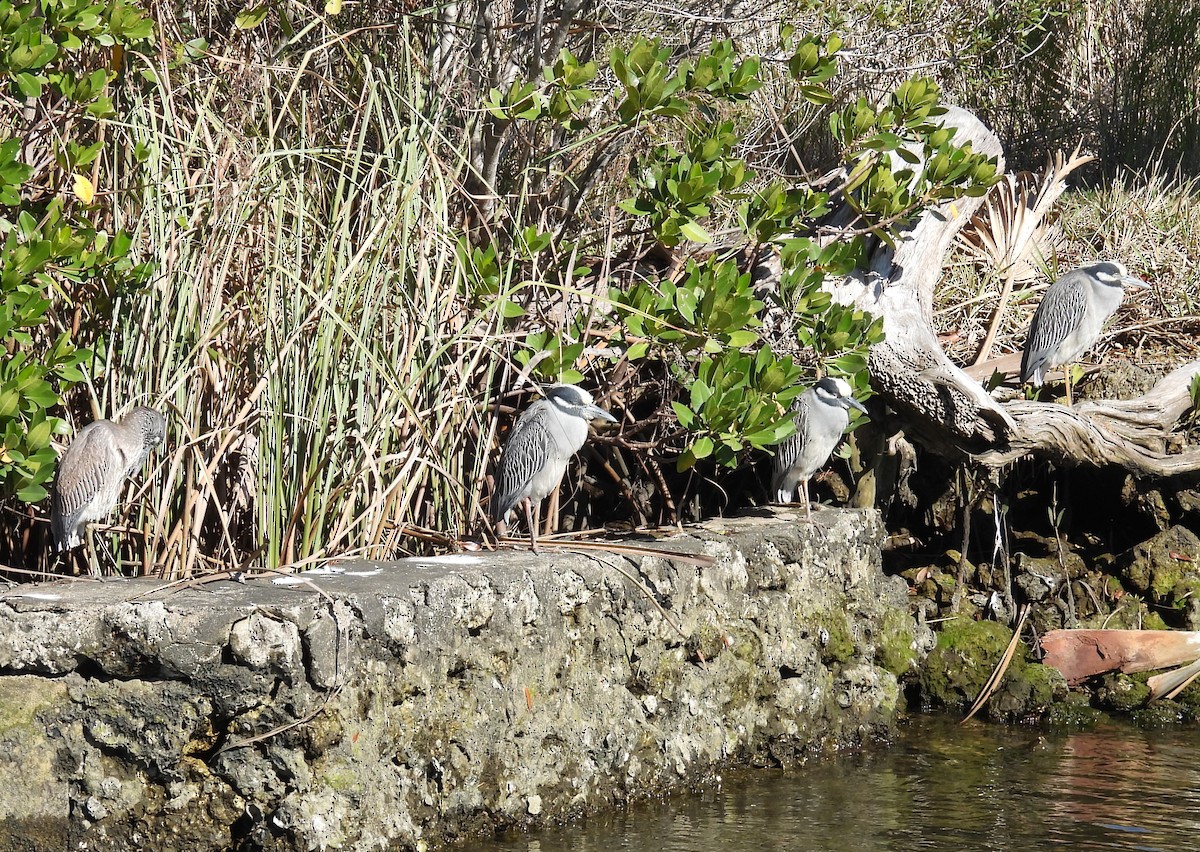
[325,0,342,14]
[72,174,95,205]
[949,201,959,219]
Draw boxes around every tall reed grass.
[82,34,509,576]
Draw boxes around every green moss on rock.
[917,620,1064,719]
[918,619,1011,709]
[1130,702,1187,726]
[1089,596,1166,631]
[988,661,1065,719]
[812,612,856,664]
[875,609,919,676]
[1045,692,1105,728]
[0,677,65,735]
[322,764,360,792]
[915,569,958,608]
[689,617,727,663]
[1145,611,1170,630]
[1097,673,1151,713]
[1118,525,1200,612]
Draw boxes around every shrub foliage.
[0,0,1054,576]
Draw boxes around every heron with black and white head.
[51,406,167,574]
[491,384,617,552]
[1021,260,1149,406]
[772,377,867,521]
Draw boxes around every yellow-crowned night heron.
[772,377,867,521]
[491,384,616,552]
[1021,260,1149,406]
[51,406,167,573]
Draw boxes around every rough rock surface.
[0,509,925,850]
[1117,524,1200,628]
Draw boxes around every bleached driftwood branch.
[830,107,1200,475]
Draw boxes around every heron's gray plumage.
[771,397,811,499]
[492,400,568,523]
[51,407,167,552]
[491,385,616,543]
[1021,261,1148,386]
[772,377,867,510]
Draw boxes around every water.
[470,716,1200,852]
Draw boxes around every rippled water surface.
[469,716,1200,852]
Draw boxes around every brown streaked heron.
[51,406,167,574]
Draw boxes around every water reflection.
[468,716,1200,852]
[1046,728,1200,849]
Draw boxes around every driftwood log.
[830,107,1200,476]
[1040,629,1200,686]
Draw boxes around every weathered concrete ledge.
[0,508,928,850]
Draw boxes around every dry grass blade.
[962,604,1029,723]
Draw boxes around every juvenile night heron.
[491,384,617,552]
[51,406,167,573]
[1021,260,1149,406]
[772,377,867,521]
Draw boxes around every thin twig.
[962,604,1030,724]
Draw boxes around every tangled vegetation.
[0,0,1196,578]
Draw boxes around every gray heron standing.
[772,377,867,521]
[1021,261,1149,406]
[491,384,617,552]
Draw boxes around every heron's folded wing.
[1022,273,1087,381]
[770,402,809,487]
[51,422,120,532]
[491,403,553,521]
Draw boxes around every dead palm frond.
[957,146,1096,365]
[1148,656,1200,701]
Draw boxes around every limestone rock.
[0,509,921,851]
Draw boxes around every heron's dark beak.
[848,399,869,415]
[1123,275,1151,290]
[586,405,618,424]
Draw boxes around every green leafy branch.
[0,0,156,503]
[829,78,1000,227]
[0,200,149,500]
[672,347,806,470]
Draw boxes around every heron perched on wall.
[772,377,867,521]
[51,406,167,574]
[1021,260,1149,406]
[491,384,617,552]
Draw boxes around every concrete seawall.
[0,508,927,850]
